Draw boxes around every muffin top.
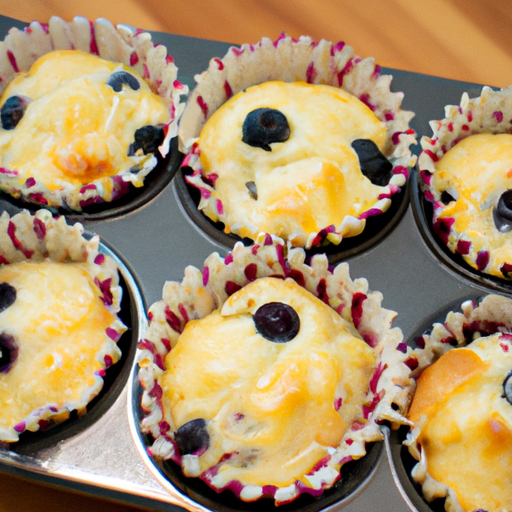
[403,294,512,512]
[407,333,512,512]
[0,16,188,212]
[192,80,393,246]
[419,86,512,278]
[0,50,170,211]
[180,34,416,249]
[138,235,414,504]
[0,259,123,441]
[0,209,126,442]
[161,276,377,491]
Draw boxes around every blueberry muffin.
[419,86,512,278]
[0,209,126,442]
[178,34,416,249]
[0,16,187,211]
[138,235,413,504]
[404,294,512,512]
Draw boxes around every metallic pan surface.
[0,13,502,512]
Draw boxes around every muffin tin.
[0,13,504,512]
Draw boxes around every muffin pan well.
[0,12,507,512]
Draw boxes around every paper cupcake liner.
[138,234,414,504]
[0,209,127,442]
[403,293,512,512]
[0,16,188,211]
[418,86,512,278]
[178,33,417,249]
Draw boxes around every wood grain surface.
[0,1,510,511]
[0,0,512,87]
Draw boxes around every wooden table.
[0,0,511,87]
[0,1,510,511]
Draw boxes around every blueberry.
[351,138,393,186]
[253,302,300,343]
[0,283,15,313]
[1,95,31,130]
[246,181,258,200]
[242,108,290,152]
[503,371,512,405]
[440,190,455,205]
[0,333,18,373]
[494,190,512,232]
[107,71,140,92]
[129,125,165,155]
[174,418,210,455]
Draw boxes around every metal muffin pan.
[0,13,504,512]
